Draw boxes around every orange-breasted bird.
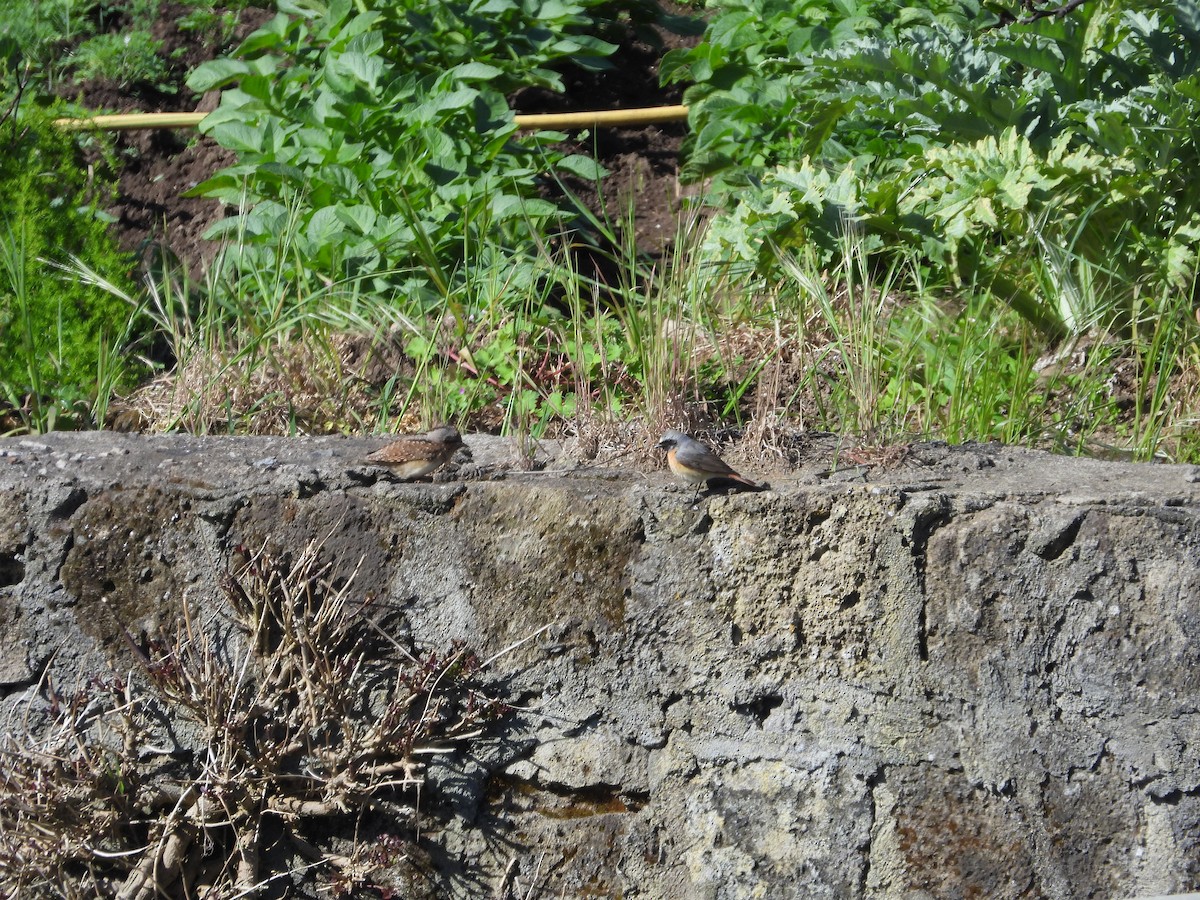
[364,425,465,480]
[655,430,765,498]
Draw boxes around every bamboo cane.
[53,105,690,132]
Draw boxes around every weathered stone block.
[1,432,1198,898]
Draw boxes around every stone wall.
[1,432,1198,898]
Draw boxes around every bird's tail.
[727,472,770,491]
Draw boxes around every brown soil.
[62,3,272,273]
[511,9,702,259]
[66,3,701,275]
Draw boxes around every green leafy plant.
[0,0,289,110]
[668,0,1200,339]
[661,0,979,188]
[187,0,620,325]
[176,4,241,46]
[0,0,86,96]
[67,31,172,89]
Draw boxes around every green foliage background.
[1,0,1197,458]
[188,0,617,316]
[0,111,140,429]
[667,0,1200,339]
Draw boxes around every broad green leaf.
[490,194,557,220]
[554,155,608,181]
[231,12,292,57]
[306,206,346,245]
[447,62,505,82]
[335,52,384,91]
[335,204,378,236]
[209,123,269,154]
[187,59,254,93]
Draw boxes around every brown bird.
[365,425,464,480]
[655,430,766,498]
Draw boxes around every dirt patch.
[62,4,272,273]
[111,132,236,272]
[512,7,702,260]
